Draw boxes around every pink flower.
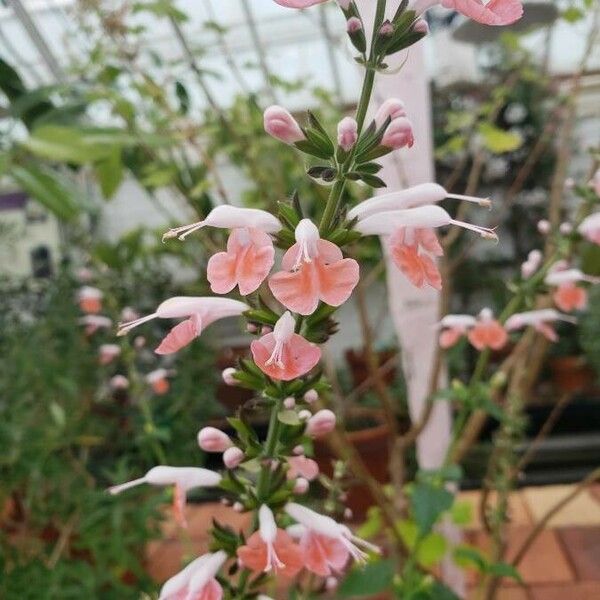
[287,524,349,577]
[381,117,415,149]
[274,0,329,7]
[578,213,600,246]
[222,368,238,386]
[264,105,305,144]
[236,505,304,578]
[355,205,497,290]
[269,219,360,315]
[337,116,358,151]
[78,286,103,314]
[545,269,599,313]
[117,297,248,355]
[197,427,233,453]
[99,344,121,365]
[287,456,319,481]
[374,99,407,128]
[505,309,577,343]
[305,409,336,438]
[108,466,221,528]
[466,309,508,351]
[437,314,477,348]
[163,206,281,296]
[223,447,245,469]
[79,315,112,336]
[285,503,379,566]
[521,249,543,279]
[414,19,430,34]
[537,219,551,234]
[159,551,227,600]
[251,312,321,381]
[346,16,362,33]
[146,368,172,395]
[411,0,523,26]
[109,375,129,390]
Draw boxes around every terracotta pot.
[216,345,254,413]
[549,355,595,394]
[345,348,397,389]
[314,408,392,520]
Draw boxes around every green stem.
[255,398,283,505]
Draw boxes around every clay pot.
[314,408,392,520]
[549,356,595,394]
[345,348,397,389]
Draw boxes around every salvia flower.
[99,343,121,365]
[159,551,227,600]
[410,0,523,26]
[305,409,336,438]
[264,105,305,144]
[146,368,172,395]
[578,213,600,246]
[269,219,360,315]
[251,311,321,380]
[287,455,319,481]
[274,0,329,7]
[381,117,414,150]
[78,286,103,314]
[117,297,248,355]
[505,309,577,342]
[163,206,281,295]
[374,98,407,128]
[466,308,508,351]
[545,269,599,313]
[236,505,304,578]
[108,466,221,528]
[285,503,380,565]
[197,427,233,453]
[223,446,245,469]
[337,116,358,151]
[346,16,362,33]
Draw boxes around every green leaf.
[450,501,473,526]
[175,80,190,115]
[478,123,522,154]
[417,532,447,566]
[411,483,453,535]
[338,559,394,598]
[94,149,124,199]
[488,562,522,582]
[11,164,79,221]
[562,7,584,22]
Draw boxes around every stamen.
[446,193,492,208]
[450,219,498,242]
[107,477,147,495]
[162,220,206,243]
[265,341,285,368]
[117,313,157,336]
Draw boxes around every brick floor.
[557,526,600,581]
[529,581,600,600]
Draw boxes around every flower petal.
[269,265,320,315]
[442,0,523,26]
[317,259,360,307]
[155,314,202,355]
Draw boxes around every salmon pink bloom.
[163,206,281,295]
[78,286,103,314]
[287,456,319,481]
[108,466,221,528]
[437,314,477,348]
[374,98,407,128]
[264,105,305,144]
[236,505,304,578]
[159,551,227,600]
[305,409,336,438]
[285,503,380,565]
[287,523,349,577]
[117,297,248,355]
[381,117,415,150]
[578,213,600,246]
[79,315,112,336]
[545,269,599,313]
[410,0,523,26]
[467,308,508,351]
[269,219,360,315]
[197,427,233,453]
[146,369,173,395]
[251,312,321,381]
[355,205,497,290]
[505,309,577,343]
[99,343,121,365]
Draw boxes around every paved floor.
[146,484,600,598]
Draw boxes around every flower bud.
[261,326,273,335]
[374,98,406,128]
[379,20,394,36]
[346,16,362,33]
[293,445,305,455]
[325,577,338,591]
[305,409,336,438]
[197,427,233,453]
[233,502,244,513]
[293,478,309,494]
[560,222,573,235]
[120,306,139,322]
[99,344,121,365]
[298,409,312,421]
[337,116,358,152]
[109,375,129,390]
[303,389,319,404]
[414,18,429,34]
[337,0,351,9]
[223,446,245,469]
[382,117,414,149]
[344,507,353,520]
[134,335,146,349]
[283,396,296,409]
[222,367,237,386]
[246,323,258,333]
[78,286,103,314]
[264,105,304,144]
[537,219,551,234]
